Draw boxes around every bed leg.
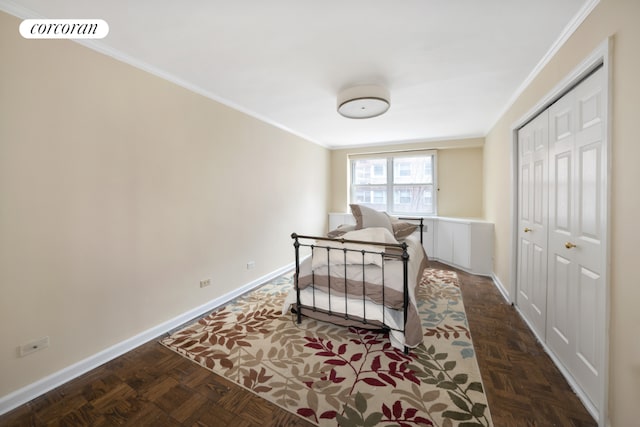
[403,346,409,355]
[292,233,302,325]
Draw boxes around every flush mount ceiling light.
[337,84,390,119]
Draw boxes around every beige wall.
[437,147,483,218]
[330,138,484,217]
[484,0,640,425]
[0,11,329,398]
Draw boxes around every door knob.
[524,227,532,233]
[565,242,577,249]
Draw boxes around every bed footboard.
[291,227,422,355]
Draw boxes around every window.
[350,151,436,215]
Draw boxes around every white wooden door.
[516,110,549,338]
[547,67,606,411]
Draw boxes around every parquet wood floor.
[451,263,597,427]
[0,261,596,426]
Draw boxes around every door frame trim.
[508,38,612,427]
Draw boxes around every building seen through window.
[350,152,436,215]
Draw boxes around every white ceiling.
[2,0,592,148]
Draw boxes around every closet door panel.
[516,110,548,338]
[571,69,606,408]
[579,146,600,239]
[577,266,599,372]
[531,242,546,319]
[518,238,532,304]
[547,67,605,411]
[553,152,572,233]
[547,88,576,367]
[548,253,572,347]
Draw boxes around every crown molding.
[486,0,601,134]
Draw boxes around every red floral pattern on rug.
[161,269,493,427]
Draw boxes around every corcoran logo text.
[20,19,109,39]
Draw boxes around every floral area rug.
[160,269,493,427]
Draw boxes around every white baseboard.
[0,262,295,416]
[491,273,511,303]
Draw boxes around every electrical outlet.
[18,336,49,357]
[247,261,255,270]
[199,279,211,288]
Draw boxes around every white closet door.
[547,67,606,410]
[516,110,549,338]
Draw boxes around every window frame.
[349,150,438,216]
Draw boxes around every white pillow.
[311,227,398,268]
[350,204,394,233]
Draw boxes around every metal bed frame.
[291,217,424,355]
